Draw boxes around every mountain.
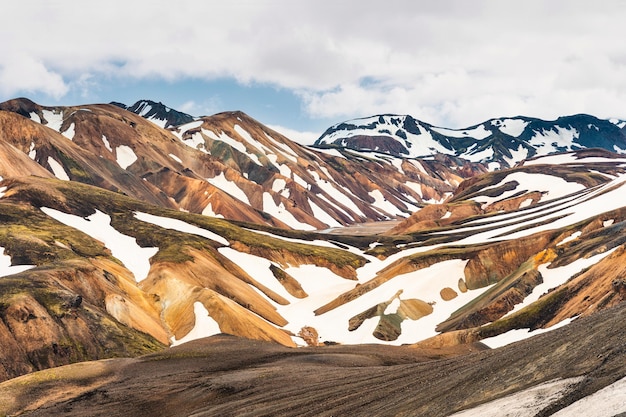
[0,97,625,415]
[0,98,486,230]
[111,99,195,128]
[315,113,626,168]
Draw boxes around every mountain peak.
[115,99,195,128]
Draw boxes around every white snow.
[552,376,626,417]
[206,172,250,205]
[170,301,221,347]
[272,178,288,194]
[29,112,41,123]
[368,189,404,217]
[0,186,6,198]
[465,147,494,162]
[41,208,158,282]
[179,125,208,153]
[134,211,229,246]
[263,192,316,231]
[471,172,586,207]
[242,228,338,248]
[603,219,614,227]
[504,145,529,166]
[481,317,576,348]
[492,118,529,137]
[203,128,262,166]
[168,153,182,164]
[0,247,34,277]
[449,377,584,417]
[201,202,224,218]
[518,198,533,208]
[557,231,582,246]
[528,126,579,155]
[309,171,366,218]
[41,110,63,132]
[218,248,294,301]
[101,135,113,152]
[47,157,69,180]
[431,124,492,140]
[28,142,36,159]
[116,145,138,169]
[61,123,75,140]
[309,200,343,228]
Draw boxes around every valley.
[0,98,625,416]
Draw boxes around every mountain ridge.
[314,113,626,168]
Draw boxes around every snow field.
[41,208,158,282]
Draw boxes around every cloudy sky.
[2,1,625,143]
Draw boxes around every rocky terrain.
[0,97,625,415]
[1,302,624,416]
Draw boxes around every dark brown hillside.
[2,301,624,417]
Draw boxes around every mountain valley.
[0,98,625,416]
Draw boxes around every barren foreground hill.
[2,300,625,417]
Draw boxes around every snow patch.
[481,317,576,348]
[449,377,584,417]
[0,247,34,277]
[168,153,182,164]
[170,302,221,347]
[206,172,250,205]
[47,157,69,180]
[263,192,315,230]
[41,208,157,282]
[101,135,112,152]
[61,123,75,140]
[552,376,626,417]
[134,211,229,246]
[28,142,36,159]
[116,145,137,169]
[201,202,224,218]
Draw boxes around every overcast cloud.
[1,0,625,129]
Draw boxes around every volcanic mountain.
[0,97,625,415]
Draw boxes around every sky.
[1,1,626,144]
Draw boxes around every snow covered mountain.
[315,113,626,168]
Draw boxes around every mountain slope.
[315,113,626,168]
[0,98,488,230]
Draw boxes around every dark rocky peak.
[116,99,195,128]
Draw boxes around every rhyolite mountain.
[0,98,487,230]
[0,97,625,416]
[315,113,626,168]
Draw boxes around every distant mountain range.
[0,97,625,415]
[315,113,626,168]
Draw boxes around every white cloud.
[2,1,626,126]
